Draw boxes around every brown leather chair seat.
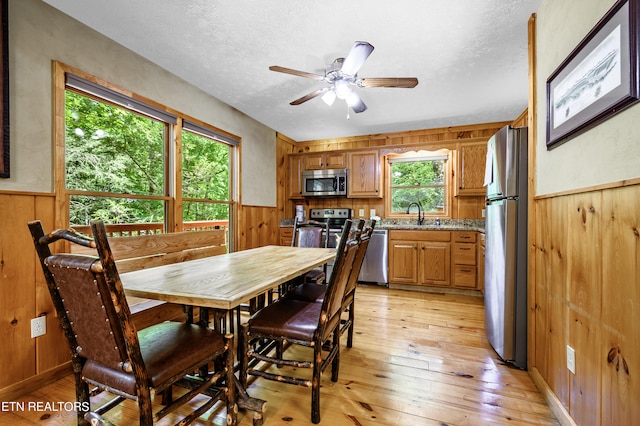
[247,299,322,342]
[82,321,226,397]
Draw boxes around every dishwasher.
[358,229,388,286]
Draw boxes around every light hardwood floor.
[1,286,559,425]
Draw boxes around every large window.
[59,67,238,244]
[181,124,232,226]
[65,90,168,226]
[388,153,449,216]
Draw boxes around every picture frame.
[546,0,640,149]
[0,0,7,178]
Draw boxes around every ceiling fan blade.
[269,65,325,81]
[340,41,374,75]
[346,91,367,113]
[290,88,330,105]
[358,77,419,88]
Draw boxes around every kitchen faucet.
[405,202,424,225]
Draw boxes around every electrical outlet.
[358,209,365,217]
[369,209,376,218]
[31,316,47,338]
[567,345,576,374]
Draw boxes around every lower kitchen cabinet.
[451,231,477,288]
[279,227,293,246]
[390,229,482,290]
[389,230,451,288]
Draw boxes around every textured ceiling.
[42,0,541,142]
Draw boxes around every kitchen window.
[56,64,238,244]
[387,152,450,217]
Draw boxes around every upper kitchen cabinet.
[288,154,305,199]
[304,152,346,170]
[455,141,487,196]
[347,150,382,198]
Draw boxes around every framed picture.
[0,0,7,178]
[546,0,640,149]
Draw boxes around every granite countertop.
[280,218,485,233]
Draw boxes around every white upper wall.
[2,0,276,207]
[535,0,640,195]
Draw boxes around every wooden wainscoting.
[237,204,280,250]
[531,183,640,426]
[0,191,72,400]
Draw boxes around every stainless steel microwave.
[302,168,348,197]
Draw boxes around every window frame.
[384,150,453,220]
[53,62,239,250]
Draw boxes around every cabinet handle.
[459,269,472,273]
[460,247,471,251]
[460,235,471,239]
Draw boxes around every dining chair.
[283,219,376,348]
[239,219,359,424]
[290,219,331,285]
[28,220,237,426]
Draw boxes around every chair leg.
[137,387,154,425]
[347,301,355,348]
[73,366,91,424]
[311,344,322,424]
[331,329,340,382]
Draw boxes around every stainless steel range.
[308,208,352,249]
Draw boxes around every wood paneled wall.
[236,204,280,250]
[0,192,71,400]
[530,183,640,425]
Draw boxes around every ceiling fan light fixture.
[345,91,360,108]
[334,80,350,100]
[321,89,336,106]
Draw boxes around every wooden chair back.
[344,220,376,296]
[29,221,142,373]
[291,219,329,248]
[317,219,362,341]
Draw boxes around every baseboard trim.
[0,362,72,401]
[529,367,577,426]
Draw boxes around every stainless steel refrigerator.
[484,125,528,369]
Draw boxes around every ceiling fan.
[269,41,418,114]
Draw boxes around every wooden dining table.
[119,244,335,310]
[119,244,336,426]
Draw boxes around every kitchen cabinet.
[347,150,382,198]
[456,141,487,196]
[288,155,305,199]
[389,230,451,287]
[304,152,346,170]
[279,227,293,246]
[451,231,477,288]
